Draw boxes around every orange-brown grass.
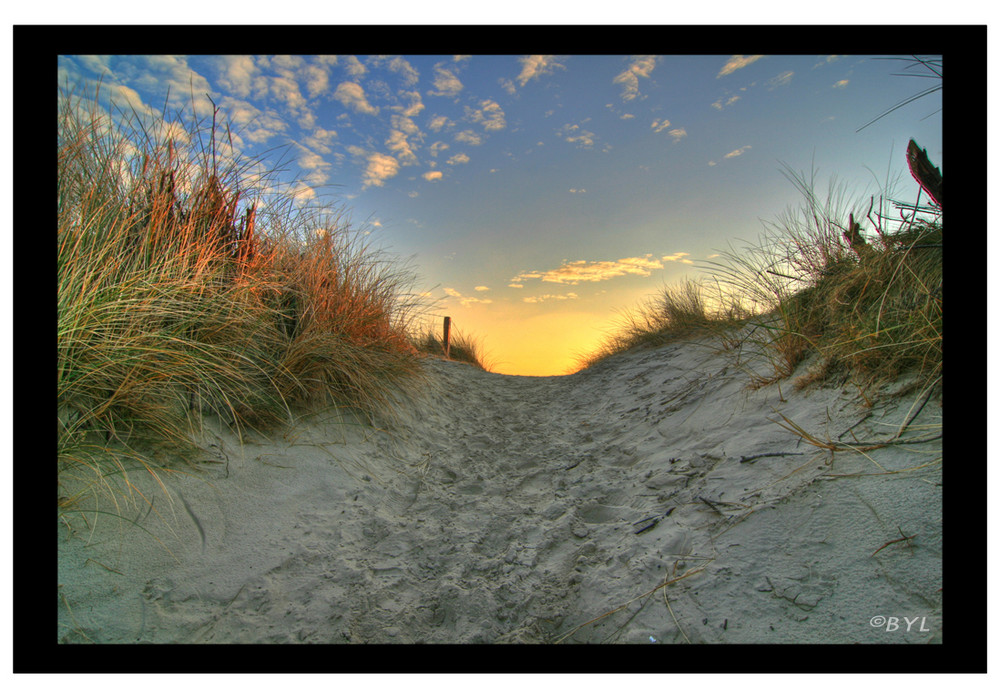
[412,322,494,371]
[58,83,426,517]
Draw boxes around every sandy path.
[58,337,942,644]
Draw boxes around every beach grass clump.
[707,166,942,392]
[585,164,942,396]
[412,322,493,371]
[579,279,751,368]
[58,83,425,512]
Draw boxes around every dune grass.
[57,84,427,514]
[581,164,942,398]
[412,322,494,371]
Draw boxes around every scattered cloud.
[614,55,657,101]
[447,153,470,165]
[385,127,419,166]
[422,170,443,182]
[388,56,419,86]
[430,64,463,97]
[724,145,752,159]
[667,127,687,143]
[651,118,671,133]
[221,98,288,144]
[302,63,332,99]
[569,188,586,194]
[712,94,742,110]
[512,255,663,285]
[814,55,843,69]
[662,252,693,264]
[342,55,367,77]
[832,79,849,89]
[767,71,794,89]
[445,287,492,307]
[362,152,400,187]
[214,55,263,99]
[427,114,452,131]
[393,90,425,118]
[524,292,579,304]
[559,123,596,149]
[454,130,483,146]
[515,55,566,87]
[717,55,764,78]
[474,286,490,292]
[334,82,378,115]
[466,99,506,131]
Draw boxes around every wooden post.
[906,139,943,210]
[443,316,451,359]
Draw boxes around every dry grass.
[58,83,427,517]
[583,164,942,398]
[412,321,494,371]
[578,279,750,368]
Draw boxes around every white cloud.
[394,91,424,119]
[667,127,687,143]
[724,145,752,159]
[711,94,742,110]
[512,255,663,285]
[613,55,657,101]
[427,114,452,131]
[523,292,579,304]
[447,153,470,165]
[430,65,463,96]
[454,130,483,146]
[386,129,418,166]
[466,99,506,131]
[767,71,794,89]
[445,287,492,307]
[717,55,764,78]
[342,56,367,77]
[515,55,566,87]
[334,82,379,115]
[303,63,332,98]
[651,118,671,133]
[362,152,400,187]
[559,124,596,148]
[389,56,419,86]
[832,79,849,89]
[214,55,261,98]
[422,171,443,182]
[268,75,308,113]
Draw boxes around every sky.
[57,53,943,376]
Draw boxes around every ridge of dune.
[57,335,942,644]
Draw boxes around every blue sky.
[57,53,943,375]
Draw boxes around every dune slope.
[58,336,942,644]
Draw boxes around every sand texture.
[58,337,942,644]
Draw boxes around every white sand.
[57,335,942,644]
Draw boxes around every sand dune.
[57,335,942,644]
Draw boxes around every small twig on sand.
[872,526,916,557]
[739,451,804,464]
[554,565,707,644]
